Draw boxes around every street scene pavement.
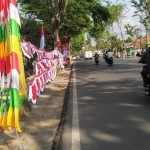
[61,58,150,150]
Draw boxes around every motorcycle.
[107,57,114,66]
[142,65,150,95]
[105,56,113,66]
[95,56,99,65]
[138,52,147,64]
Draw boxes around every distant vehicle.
[84,51,93,60]
[80,54,84,58]
[72,56,77,60]
[72,55,80,60]
[76,55,80,60]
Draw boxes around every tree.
[18,0,68,50]
[125,37,133,43]
[124,24,140,39]
[102,2,126,49]
[124,23,142,56]
[70,32,85,54]
[131,0,150,46]
[59,0,111,43]
[20,18,41,47]
[18,0,111,50]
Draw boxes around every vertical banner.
[40,25,45,49]
[0,0,27,132]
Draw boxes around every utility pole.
[146,0,149,50]
[146,22,148,49]
[140,29,142,50]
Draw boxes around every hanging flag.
[0,0,5,89]
[40,25,45,49]
[7,0,28,133]
[0,0,27,132]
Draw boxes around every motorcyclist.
[141,46,150,88]
[104,50,108,61]
[107,51,113,59]
[94,52,99,63]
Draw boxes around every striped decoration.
[0,0,27,132]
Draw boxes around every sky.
[108,0,144,39]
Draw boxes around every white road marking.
[72,64,81,150]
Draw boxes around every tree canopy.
[18,0,111,51]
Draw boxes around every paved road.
[60,58,150,150]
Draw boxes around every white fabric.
[1,73,5,89]
[11,69,19,90]
[9,3,21,26]
[40,36,45,49]
[7,73,11,88]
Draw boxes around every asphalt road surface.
[60,58,150,150]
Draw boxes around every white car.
[72,56,77,60]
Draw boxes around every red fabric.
[36,78,40,92]
[37,64,41,75]
[41,25,44,37]
[6,56,11,74]
[1,58,5,74]
[32,84,37,101]
[11,52,20,73]
[0,58,1,72]
[40,76,44,89]
[10,0,16,5]
[4,0,9,19]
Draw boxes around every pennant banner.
[21,40,65,104]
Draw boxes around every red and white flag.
[40,25,45,49]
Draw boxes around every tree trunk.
[48,0,68,50]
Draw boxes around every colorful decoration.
[0,0,69,132]
[0,0,26,132]
[21,40,65,104]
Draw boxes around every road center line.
[72,64,81,150]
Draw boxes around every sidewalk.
[0,66,72,150]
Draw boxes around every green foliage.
[18,0,112,50]
[70,32,85,54]
[18,0,68,50]
[20,18,41,47]
[125,37,133,43]
[131,0,150,30]
[90,3,111,25]
[124,24,140,39]
[107,3,125,26]
[88,24,105,39]
[59,0,91,41]
[59,0,111,41]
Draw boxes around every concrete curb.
[51,64,73,150]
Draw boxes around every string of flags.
[21,40,65,104]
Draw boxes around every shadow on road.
[73,58,150,150]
